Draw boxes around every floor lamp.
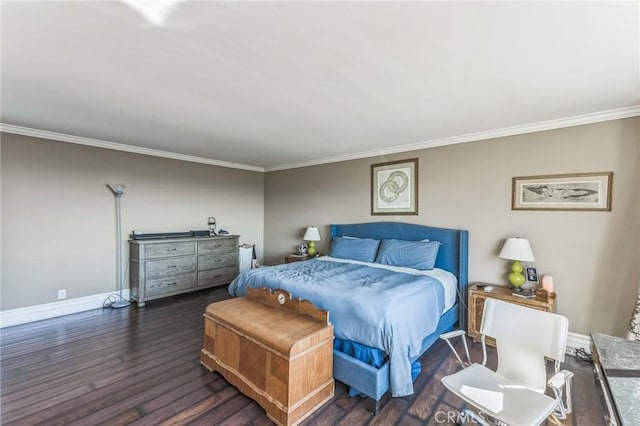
[108,184,131,308]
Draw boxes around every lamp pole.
[108,184,130,308]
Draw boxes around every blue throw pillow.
[329,237,380,263]
[374,239,441,270]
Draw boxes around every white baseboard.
[0,290,131,328]
[566,331,591,355]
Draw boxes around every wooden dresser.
[201,287,334,426]
[468,283,555,346]
[129,235,239,307]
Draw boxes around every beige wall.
[264,118,639,336]
[2,118,638,335]
[1,133,264,310]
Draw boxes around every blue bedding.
[228,257,445,396]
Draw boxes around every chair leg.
[549,370,574,419]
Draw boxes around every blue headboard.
[330,222,469,329]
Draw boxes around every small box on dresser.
[468,283,555,347]
[129,235,239,308]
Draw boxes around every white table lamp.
[498,237,535,289]
[303,227,321,257]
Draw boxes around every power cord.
[103,293,130,309]
[103,260,131,308]
[574,347,593,363]
[455,283,468,313]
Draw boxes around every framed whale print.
[512,172,612,211]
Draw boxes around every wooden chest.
[200,288,334,426]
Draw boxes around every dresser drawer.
[146,273,197,297]
[145,256,197,278]
[130,236,239,308]
[144,242,196,259]
[198,238,237,254]
[198,266,237,287]
[198,252,237,271]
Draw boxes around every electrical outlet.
[57,289,67,300]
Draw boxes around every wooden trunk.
[200,288,334,426]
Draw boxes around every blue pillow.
[329,237,380,263]
[374,239,441,270]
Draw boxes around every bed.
[228,222,468,413]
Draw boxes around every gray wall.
[2,118,638,336]
[1,133,264,310]
[264,118,639,336]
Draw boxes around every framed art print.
[512,172,612,211]
[371,158,418,215]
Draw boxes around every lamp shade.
[303,226,321,241]
[107,184,127,196]
[498,237,535,262]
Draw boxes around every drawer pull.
[215,259,223,262]
[213,274,222,278]
[167,248,177,252]
[167,265,177,269]
[168,282,178,286]
[214,244,222,248]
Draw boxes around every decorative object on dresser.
[467,283,555,347]
[539,275,556,298]
[303,226,321,257]
[129,235,239,308]
[106,184,130,309]
[201,287,334,426]
[498,237,535,290]
[207,216,217,235]
[512,172,613,211]
[371,158,418,215]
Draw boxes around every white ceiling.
[1,1,638,171]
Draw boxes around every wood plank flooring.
[1,287,605,425]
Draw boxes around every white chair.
[440,299,574,426]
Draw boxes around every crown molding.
[2,105,638,173]
[0,123,264,172]
[265,105,640,171]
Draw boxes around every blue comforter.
[228,257,445,396]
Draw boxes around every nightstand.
[468,283,556,346]
[284,254,311,263]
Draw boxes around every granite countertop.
[591,333,640,425]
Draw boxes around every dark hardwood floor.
[1,287,605,425]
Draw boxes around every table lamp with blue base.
[498,237,535,291]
